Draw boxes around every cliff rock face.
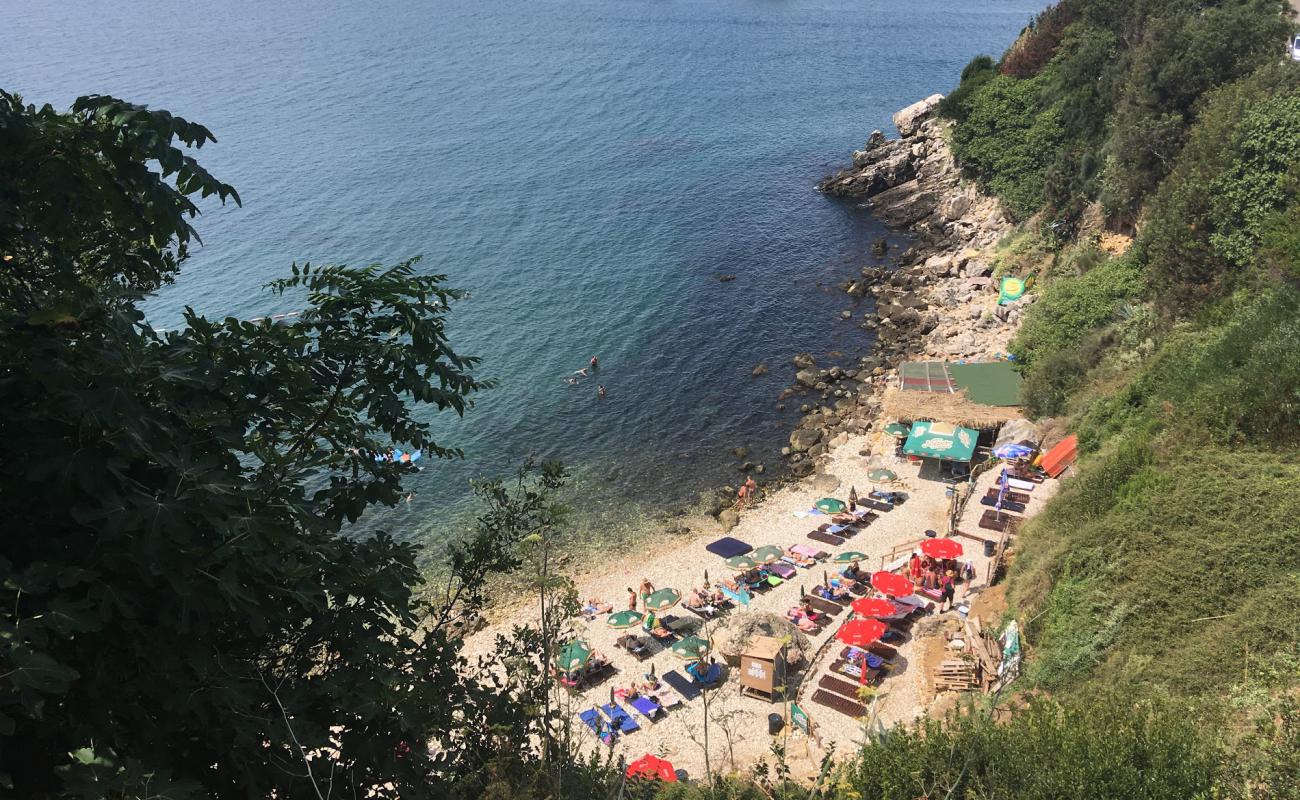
[818,96,1003,253]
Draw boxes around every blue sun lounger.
[721,584,751,607]
[579,708,615,744]
[627,695,664,723]
[705,537,753,559]
[661,669,703,700]
[599,702,640,734]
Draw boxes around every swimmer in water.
[597,384,607,398]
[565,376,579,385]
[590,356,599,369]
[575,368,588,377]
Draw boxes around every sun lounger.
[616,635,652,661]
[979,495,1026,513]
[819,673,868,700]
[584,661,618,686]
[841,647,889,669]
[830,658,880,684]
[978,509,1021,533]
[803,595,843,615]
[811,688,867,719]
[721,585,751,606]
[790,543,827,559]
[651,685,683,708]
[705,537,753,559]
[599,702,640,734]
[663,615,697,634]
[1005,477,1036,491]
[688,661,723,686]
[765,575,784,588]
[861,499,893,512]
[661,669,703,701]
[627,695,664,723]
[579,709,616,744]
[768,563,796,579]
[807,531,845,546]
[985,488,1030,504]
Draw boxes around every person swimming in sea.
[597,384,607,398]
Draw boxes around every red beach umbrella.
[626,753,678,782]
[850,597,898,618]
[835,618,888,647]
[920,538,964,560]
[870,570,915,597]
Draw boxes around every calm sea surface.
[4,0,1042,550]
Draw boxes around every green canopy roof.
[902,421,979,463]
[949,361,1023,407]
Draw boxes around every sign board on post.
[790,703,810,734]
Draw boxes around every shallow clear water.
[4,0,1042,547]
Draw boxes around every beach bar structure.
[902,421,979,463]
[738,636,788,702]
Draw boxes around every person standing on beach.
[626,587,637,611]
[939,570,956,611]
[848,485,858,512]
[638,578,655,609]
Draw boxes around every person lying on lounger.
[820,580,851,601]
[582,597,613,618]
[784,547,815,568]
[786,607,818,633]
[841,559,864,580]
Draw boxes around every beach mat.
[705,537,753,559]
[819,673,867,700]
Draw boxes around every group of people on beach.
[564,355,606,398]
[909,552,972,611]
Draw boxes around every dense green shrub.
[939,55,997,123]
[838,695,1219,800]
[1142,67,1300,304]
[1010,254,1144,367]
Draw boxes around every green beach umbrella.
[671,635,711,661]
[606,610,644,630]
[644,588,682,613]
[751,545,784,564]
[815,497,847,514]
[884,422,910,438]
[834,551,868,564]
[725,555,759,570]
[555,640,592,671]
[868,468,898,482]
[902,421,979,463]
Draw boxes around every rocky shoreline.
[716,95,1021,523]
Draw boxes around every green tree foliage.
[0,92,589,799]
[1010,254,1144,367]
[1142,65,1300,305]
[949,74,1065,220]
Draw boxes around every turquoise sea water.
[4,0,1043,547]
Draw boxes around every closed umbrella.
[870,571,915,597]
[671,635,710,660]
[606,610,644,629]
[555,640,592,672]
[644,588,681,613]
[751,545,784,564]
[626,754,678,782]
[920,538,964,559]
[815,497,847,514]
[833,551,868,564]
[868,468,898,482]
[850,597,898,618]
[725,555,758,570]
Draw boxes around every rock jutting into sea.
[774,94,1018,479]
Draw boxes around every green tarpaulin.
[949,361,1023,407]
[902,421,979,462]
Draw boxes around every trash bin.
[768,713,784,736]
[984,539,996,558]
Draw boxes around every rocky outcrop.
[768,96,1016,475]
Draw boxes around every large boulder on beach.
[714,611,810,667]
[795,368,819,387]
[892,93,944,137]
[718,508,740,532]
[789,427,822,452]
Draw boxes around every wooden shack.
[739,635,788,701]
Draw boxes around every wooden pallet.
[933,659,979,692]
